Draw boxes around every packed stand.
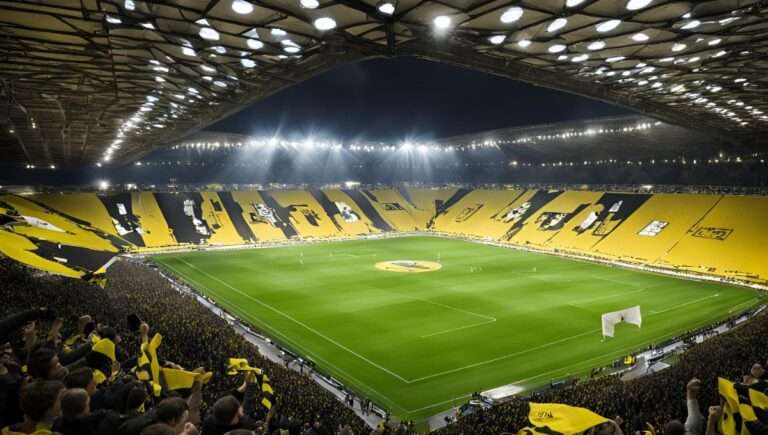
[0,258,371,434]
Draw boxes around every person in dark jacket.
[0,380,64,435]
[118,397,191,435]
[96,385,148,435]
[53,388,117,435]
[0,344,24,427]
[200,389,260,435]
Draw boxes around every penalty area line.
[407,327,601,383]
[410,290,726,385]
[420,319,497,339]
[648,293,720,315]
[728,297,759,314]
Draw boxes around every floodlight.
[199,26,220,41]
[500,7,523,23]
[548,44,566,53]
[314,17,337,31]
[247,39,264,50]
[433,16,451,30]
[377,2,395,15]
[547,18,567,33]
[587,41,605,50]
[489,35,506,45]
[626,0,653,10]
[596,19,621,32]
[231,0,254,14]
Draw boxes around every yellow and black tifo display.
[1,187,767,285]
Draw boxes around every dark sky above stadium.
[209,56,634,142]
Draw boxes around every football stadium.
[1,1,768,435]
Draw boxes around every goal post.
[601,306,642,338]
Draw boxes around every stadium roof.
[1,0,766,167]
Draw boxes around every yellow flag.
[525,403,609,435]
[718,377,768,435]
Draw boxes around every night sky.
[208,56,634,142]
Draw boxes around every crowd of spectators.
[1,257,766,435]
[0,259,371,435]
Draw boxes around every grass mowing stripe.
[176,257,412,384]
[161,258,407,413]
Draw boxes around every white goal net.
[601,306,642,338]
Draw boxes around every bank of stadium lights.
[300,0,319,8]
[173,138,490,153]
[498,122,661,146]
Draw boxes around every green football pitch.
[153,236,761,421]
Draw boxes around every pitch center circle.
[375,260,442,273]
